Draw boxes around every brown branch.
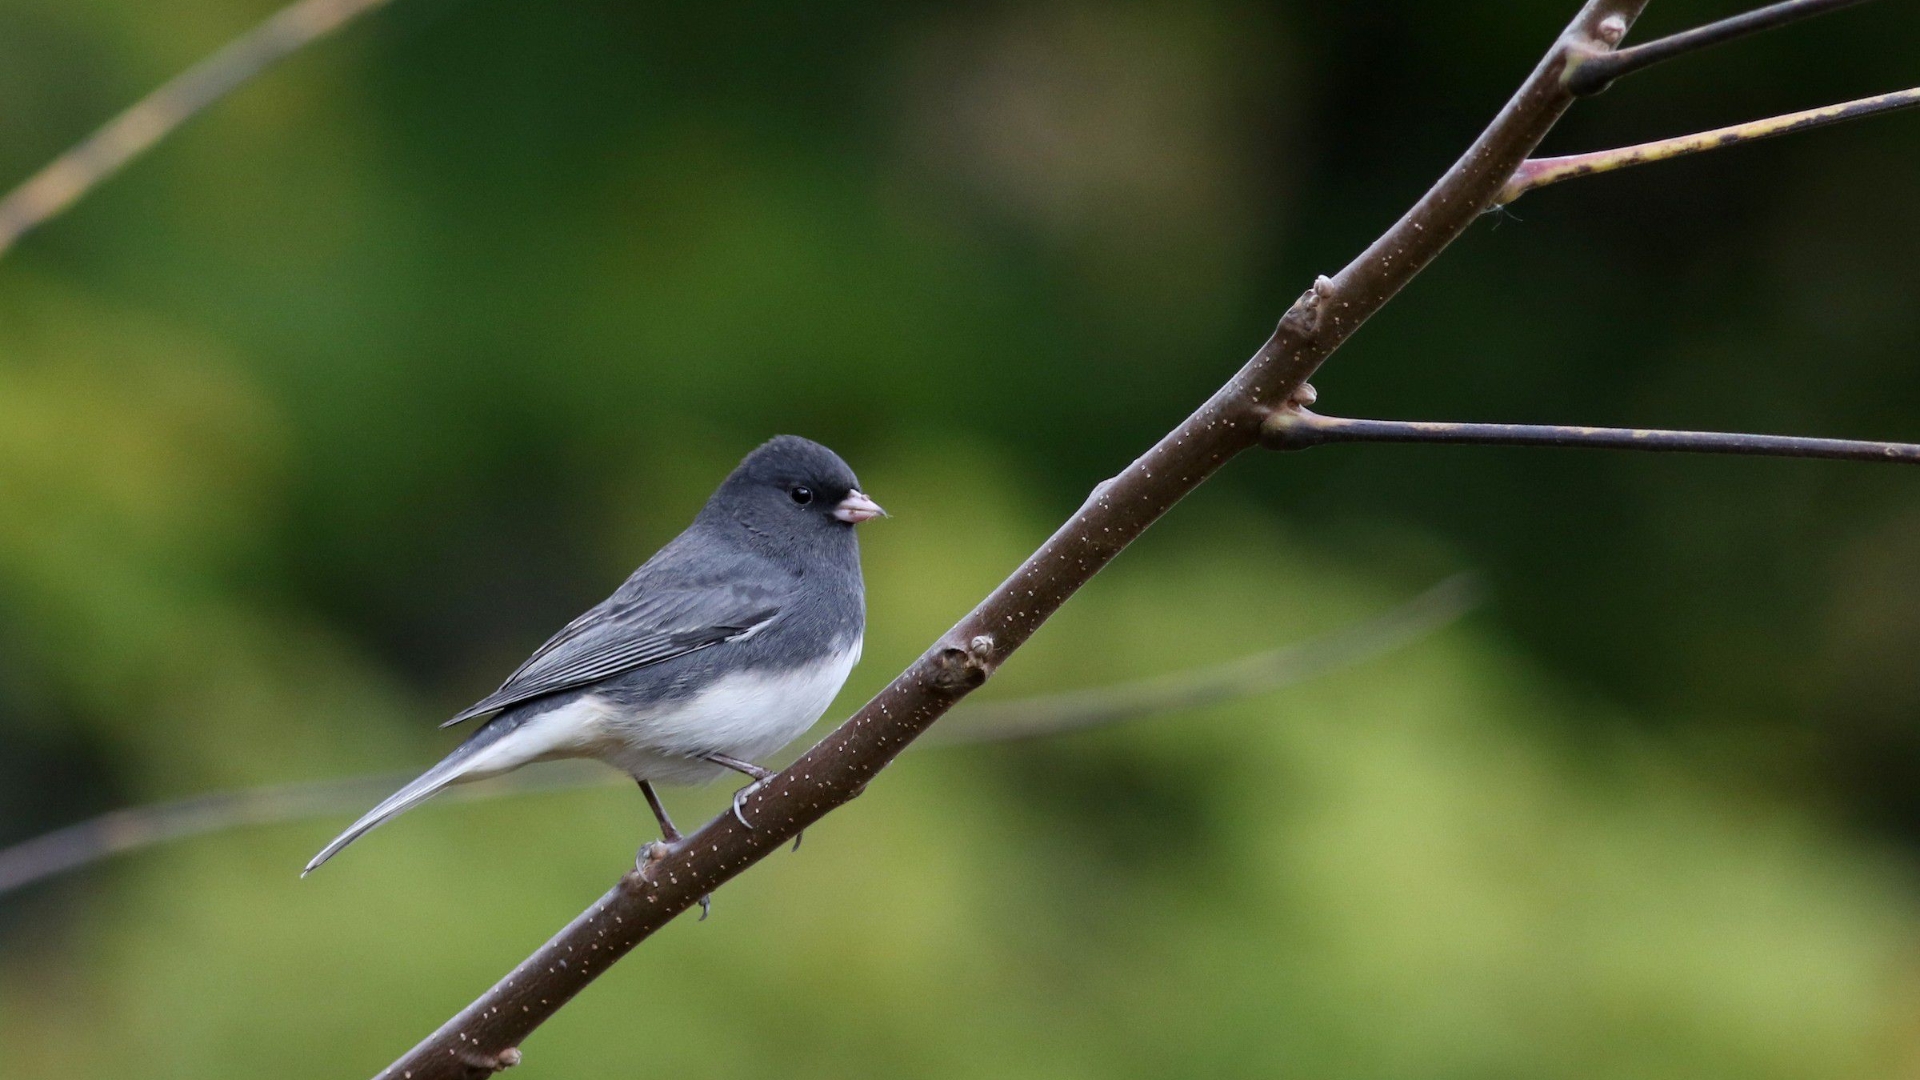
[0,577,1475,899]
[0,0,398,260]
[1499,85,1920,204]
[1264,406,1920,464]
[373,4,1647,1078]
[1565,0,1880,96]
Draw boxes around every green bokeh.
[3,1,1919,1076]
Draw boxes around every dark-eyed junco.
[304,436,881,879]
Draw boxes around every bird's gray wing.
[440,581,781,728]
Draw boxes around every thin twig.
[932,574,1478,745]
[0,771,416,896]
[0,0,398,260]
[1565,0,1880,96]
[1264,407,1920,464]
[375,5,1646,1077]
[0,577,1477,900]
[1499,85,1920,204]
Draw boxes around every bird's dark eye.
[789,485,814,506]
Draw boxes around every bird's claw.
[730,781,764,828]
[725,784,806,849]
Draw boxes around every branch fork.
[1508,0,1908,206]
[1564,0,1877,96]
[1262,404,1920,465]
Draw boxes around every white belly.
[453,638,862,787]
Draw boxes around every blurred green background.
[4,0,1920,1076]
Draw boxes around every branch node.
[1276,275,1337,343]
[930,634,998,694]
[456,1047,521,1077]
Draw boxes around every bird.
[303,435,882,893]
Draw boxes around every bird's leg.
[700,753,773,828]
[701,752,774,783]
[636,779,710,920]
[698,753,800,848]
[637,779,683,850]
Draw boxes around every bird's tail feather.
[302,765,459,876]
[302,716,519,876]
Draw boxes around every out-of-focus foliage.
[1,1,1918,1076]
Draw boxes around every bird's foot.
[634,837,680,871]
[634,838,713,920]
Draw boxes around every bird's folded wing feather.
[441,580,782,727]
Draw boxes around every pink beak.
[833,489,886,524]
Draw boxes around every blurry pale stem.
[1500,86,1920,204]
[0,0,397,260]
[1566,0,1880,95]
[0,577,1475,899]
[1265,407,1920,465]
[0,772,438,896]
[931,574,1477,745]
